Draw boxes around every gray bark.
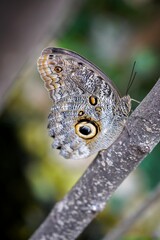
[29,79,160,240]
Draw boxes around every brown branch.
[29,79,160,240]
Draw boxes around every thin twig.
[29,79,160,240]
[102,184,160,240]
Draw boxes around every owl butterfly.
[37,47,131,159]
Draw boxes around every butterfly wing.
[37,47,131,159]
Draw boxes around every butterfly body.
[37,47,131,159]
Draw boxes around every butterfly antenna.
[130,98,140,104]
[126,61,137,95]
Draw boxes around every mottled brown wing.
[37,47,121,103]
[37,47,131,159]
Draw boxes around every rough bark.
[29,79,160,240]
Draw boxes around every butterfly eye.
[54,66,63,73]
[75,120,98,139]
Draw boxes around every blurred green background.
[0,0,160,240]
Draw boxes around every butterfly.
[37,47,131,159]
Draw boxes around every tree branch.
[29,79,160,240]
[102,184,160,240]
[0,0,85,112]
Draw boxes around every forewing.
[37,47,121,103]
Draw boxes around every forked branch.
[30,79,160,240]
